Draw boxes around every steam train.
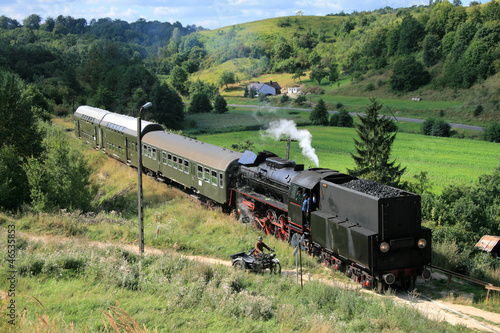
[74,105,432,290]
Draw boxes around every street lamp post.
[137,102,152,254]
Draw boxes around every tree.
[149,82,184,130]
[423,34,441,66]
[398,15,425,55]
[0,72,43,159]
[292,68,305,82]
[24,122,94,212]
[390,56,430,92]
[309,66,328,85]
[188,92,212,114]
[348,98,406,186]
[328,65,340,83]
[309,99,329,125]
[248,86,257,98]
[218,70,236,89]
[213,95,228,114]
[170,65,189,95]
[0,146,30,210]
[23,14,41,30]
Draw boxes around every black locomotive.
[74,106,432,290]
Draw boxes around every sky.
[1,0,476,30]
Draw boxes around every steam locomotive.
[74,105,432,290]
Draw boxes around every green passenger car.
[74,106,110,148]
[142,131,243,204]
[99,112,163,166]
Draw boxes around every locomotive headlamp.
[380,242,390,253]
[417,238,427,249]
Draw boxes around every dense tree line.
[1,2,499,126]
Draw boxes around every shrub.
[280,94,290,103]
[335,102,344,109]
[294,95,307,105]
[421,118,451,137]
[329,109,354,127]
[484,122,500,143]
[365,83,375,91]
[473,105,483,117]
[432,119,451,137]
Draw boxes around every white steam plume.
[263,119,319,167]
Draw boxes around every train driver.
[302,193,311,228]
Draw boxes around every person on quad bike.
[254,236,271,257]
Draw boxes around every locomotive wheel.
[276,215,288,241]
[266,209,277,224]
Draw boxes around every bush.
[329,109,354,127]
[280,94,290,103]
[484,122,500,143]
[335,102,344,109]
[421,118,451,137]
[473,105,483,117]
[365,83,375,91]
[294,95,307,105]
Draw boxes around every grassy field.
[196,122,499,194]
[0,233,467,332]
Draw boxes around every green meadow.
[197,121,499,193]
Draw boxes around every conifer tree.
[348,98,406,186]
[309,98,329,125]
[213,94,228,114]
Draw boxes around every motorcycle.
[230,249,281,274]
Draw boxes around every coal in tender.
[340,179,404,198]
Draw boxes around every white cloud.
[153,7,184,16]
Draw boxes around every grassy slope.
[190,13,499,125]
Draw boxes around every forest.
[0,1,498,129]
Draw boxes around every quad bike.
[230,249,281,274]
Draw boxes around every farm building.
[248,81,281,96]
[475,235,500,257]
[287,86,301,94]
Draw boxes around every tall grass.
[0,236,466,332]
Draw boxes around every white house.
[248,81,282,96]
[287,86,301,94]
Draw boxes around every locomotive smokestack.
[263,119,319,167]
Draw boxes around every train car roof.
[101,112,164,137]
[74,105,111,123]
[291,168,346,189]
[143,131,243,171]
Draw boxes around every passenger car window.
[197,165,203,179]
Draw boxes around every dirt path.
[22,233,500,332]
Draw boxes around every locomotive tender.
[74,105,431,290]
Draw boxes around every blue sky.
[1,0,476,30]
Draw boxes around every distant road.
[228,104,484,132]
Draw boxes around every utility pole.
[137,102,152,254]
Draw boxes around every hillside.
[185,4,500,124]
